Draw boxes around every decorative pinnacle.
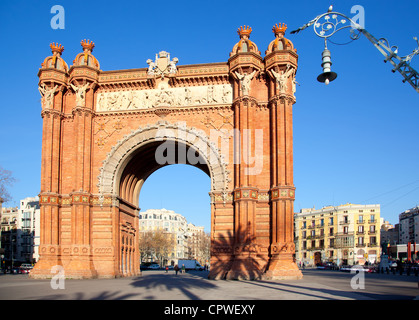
[272,23,287,37]
[237,26,252,38]
[50,42,64,55]
[81,39,95,52]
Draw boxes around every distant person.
[174,264,179,275]
[182,264,185,274]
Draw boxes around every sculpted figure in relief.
[235,70,257,96]
[146,59,156,75]
[71,82,90,106]
[271,64,294,93]
[222,85,232,103]
[38,84,58,109]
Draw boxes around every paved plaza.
[0,269,418,301]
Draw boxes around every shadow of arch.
[130,273,218,300]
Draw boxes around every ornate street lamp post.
[291,6,419,92]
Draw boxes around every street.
[0,268,417,300]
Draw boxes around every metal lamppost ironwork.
[291,6,419,93]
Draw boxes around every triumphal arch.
[31,24,303,280]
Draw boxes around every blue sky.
[0,0,418,232]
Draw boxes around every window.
[370,214,375,223]
[358,215,363,223]
[343,216,349,223]
[320,219,324,227]
[358,225,364,233]
[329,227,334,236]
[343,226,349,234]
[358,237,364,245]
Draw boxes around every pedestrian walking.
[174,264,179,275]
[182,264,185,274]
[165,266,169,273]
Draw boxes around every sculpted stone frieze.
[95,83,233,112]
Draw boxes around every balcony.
[368,220,376,224]
[356,220,365,224]
[339,220,350,225]
[367,243,378,247]
[368,230,376,235]
[335,232,354,236]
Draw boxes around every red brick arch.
[31,27,303,280]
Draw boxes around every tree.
[197,232,211,265]
[0,166,16,203]
[139,229,176,266]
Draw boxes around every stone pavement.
[0,269,418,301]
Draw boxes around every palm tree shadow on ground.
[209,224,269,280]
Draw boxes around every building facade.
[380,220,399,248]
[399,206,419,245]
[1,198,41,267]
[186,223,210,266]
[139,208,187,265]
[294,203,381,266]
[1,206,18,267]
[17,197,40,264]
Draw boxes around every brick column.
[265,95,302,279]
[31,85,64,278]
[64,83,97,278]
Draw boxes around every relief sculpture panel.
[96,83,233,112]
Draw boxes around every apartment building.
[399,206,419,245]
[17,197,40,264]
[186,223,209,266]
[294,203,381,266]
[139,208,188,264]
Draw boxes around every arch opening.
[118,140,211,208]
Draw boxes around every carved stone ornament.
[146,51,178,79]
[271,64,295,94]
[96,83,233,112]
[71,82,90,107]
[38,83,58,109]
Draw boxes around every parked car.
[148,264,160,270]
[19,264,33,273]
[11,266,21,274]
